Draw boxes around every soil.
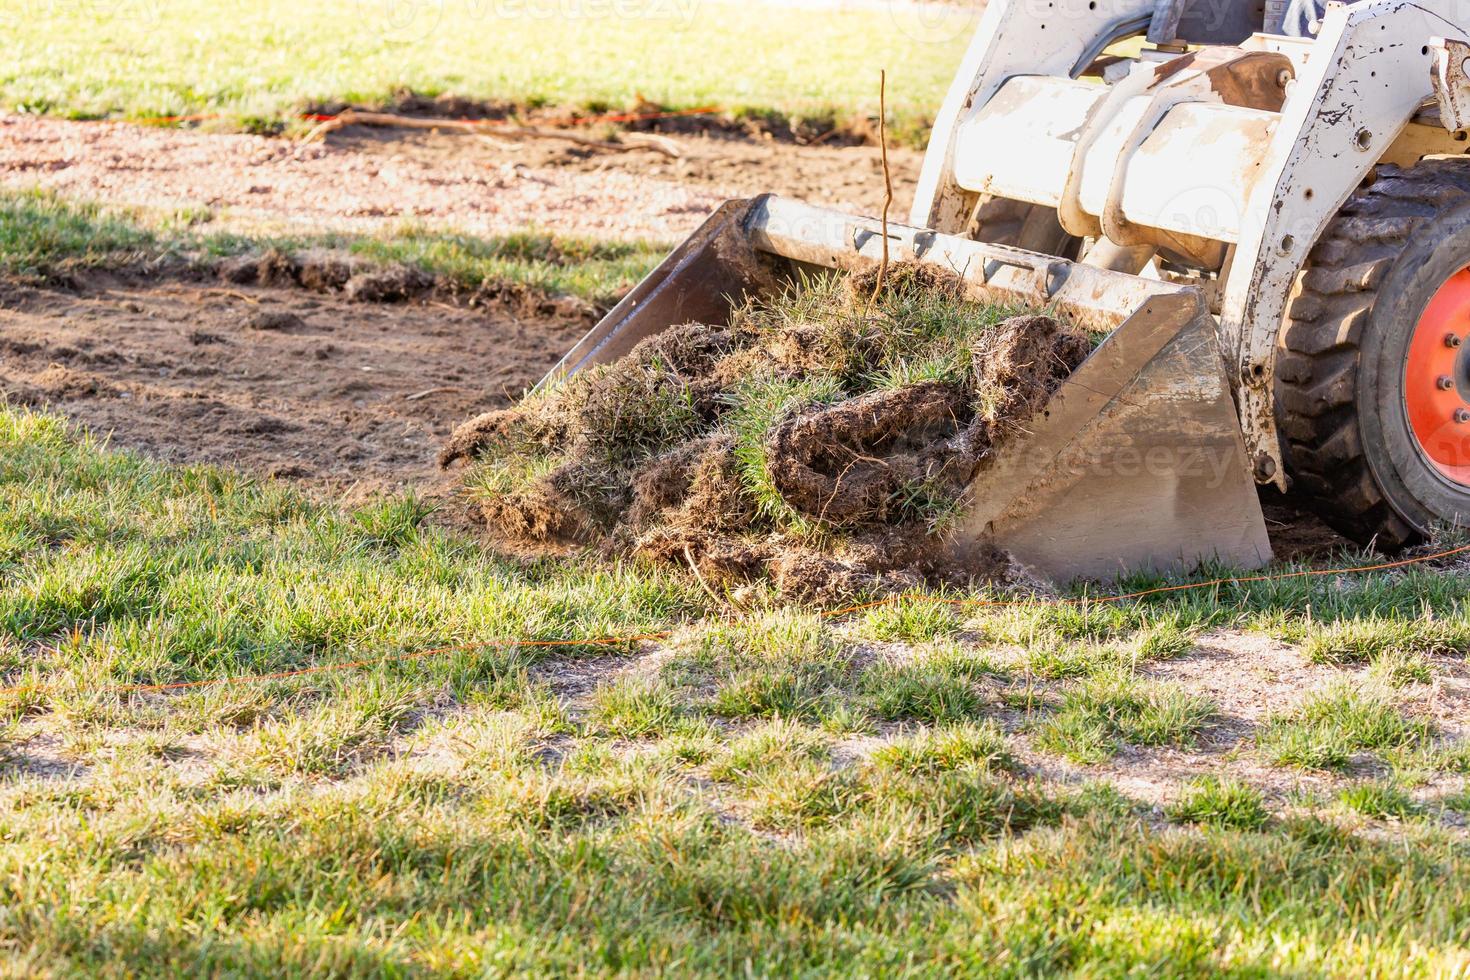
[0,114,921,243]
[0,272,584,510]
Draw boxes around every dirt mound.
[332,91,882,147]
[215,247,602,326]
[22,365,119,402]
[243,310,306,332]
[444,265,1092,600]
[221,248,437,304]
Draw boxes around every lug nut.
[1448,333,1464,348]
[1439,375,1456,390]
[1455,409,1470,424]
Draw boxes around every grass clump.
[868,721,1013,776]
[1166,776,1270,830]
[1337,781,1420,820]
[1299,614,1470,665]
[1257,682,1431,771]
[736,761,863,832]
[877,771,1062,846]
[708,670,830,721]
[452,267,1090,601]
[243,681,420,778]
[859,596,963,643]
[1368,650,1435,687]
[350,493,435,550]
[0,190,158,276]
[1035,671,1214,764]
[673,610,847,722]
[860,660,985,724]
[708,719,829,781]
[588,677,686,739]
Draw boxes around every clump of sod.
[443,265,1091,601]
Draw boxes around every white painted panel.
[952,76,1106,206]
[1121,102,1278,243]
[1077,95,1152,216]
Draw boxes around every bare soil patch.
[0,115,920,242]
[1007,633,1470,814]
[0,272,584,505]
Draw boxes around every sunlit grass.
[4,405,1470,973]
[0,189,663,304]
[0,0,973,144]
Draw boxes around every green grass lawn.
[0,0,973,140]
[3,406,1470,975]
[0,189,663,307]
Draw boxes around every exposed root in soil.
[445,265,1092,600]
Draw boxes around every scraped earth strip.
[0,271,588,504]
[0,114,921,243]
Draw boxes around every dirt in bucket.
[439,264,1093,602]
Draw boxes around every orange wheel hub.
[1405,268,1470,486]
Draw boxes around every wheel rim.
[1404,267,1470,487]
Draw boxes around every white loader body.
[546,0,1470,580]
[916,0,1470,485]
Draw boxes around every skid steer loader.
[542,0,1470,581]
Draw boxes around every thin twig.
[299,109,681,157]
[405,385,462,401]
[867,69,893,312]
[477,133,525,152]
[682,543,730,608]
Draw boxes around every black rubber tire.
[1276,159,1470,547]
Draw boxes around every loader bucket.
[542,196,1272,582]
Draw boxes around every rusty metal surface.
[535,198,767,389]
[950,291,1271,581]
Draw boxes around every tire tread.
[1276,160,1470,547]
